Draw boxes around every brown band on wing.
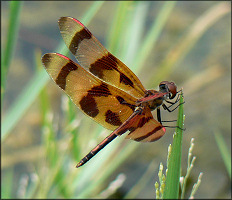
[42,54,52,69]
[90,52,134,87]
[55,60,78,90]
[137,116,153,128]
[79,94,99,118]
[119,72,134,87]
[105,110,122,126]
[89,53,117,79]
[69,28,92,55]
[133,126,163,142]
[116,95,136,111]
[88,83,111,97]
[126,116,153,136]
[149,134,163,142]
[79,83,111,118]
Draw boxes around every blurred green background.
[1,1,231,199]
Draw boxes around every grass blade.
[214,131,231,179]
[134,1,176,73]
[2,69,49,140]
[163,90,184,199]
[1,1,105,141]
[155,2,231,82]
[2,1,23,101]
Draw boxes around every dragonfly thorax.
[145,90,164,111]
[136,81,177,111]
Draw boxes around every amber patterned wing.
[125,107,165,142]
[58,16,146,99]
[42,53,139,131]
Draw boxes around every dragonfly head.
[159,81,177,99]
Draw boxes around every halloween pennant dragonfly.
[42,17,180,168]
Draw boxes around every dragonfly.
[42,16,181,168]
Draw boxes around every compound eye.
[167,82,177,99]
[159,81,177,99]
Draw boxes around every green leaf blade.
[163,90,184,199]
